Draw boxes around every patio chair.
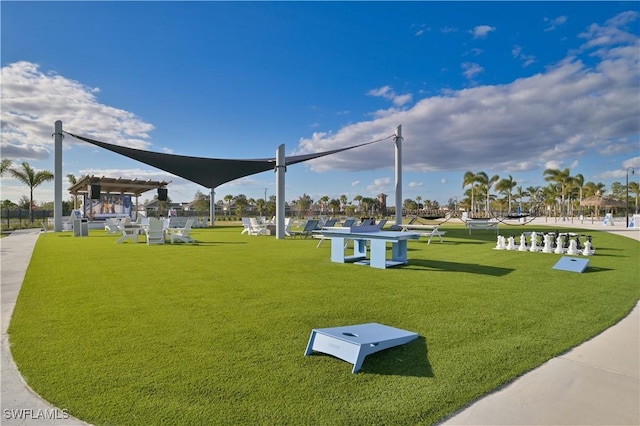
[116,223,140,244]
[341,218,356,227]
[376,219,388,229]
[169,218,195,244]
[249,218,267,236]
[104,218,119,234]
[145,217,165,245]
[241,217,252,235]
[290,219,319,239]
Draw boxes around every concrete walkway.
[1,229,88,425]
[1,223,638,426]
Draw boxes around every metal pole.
[210,188,215,226]
[276,144,285,239]
[395,125,403,226]
[627,167,635,228]
[54,121,63,232]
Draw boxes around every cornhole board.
[552,256,590,273]
[304,323,419,373]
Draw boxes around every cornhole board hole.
[304,323,419,373]
[552,256,590,273]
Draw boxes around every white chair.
[116,224,140,244]
[145,218,165,245]
[249,218,267,236]
[241,218,252,235]
[104,218,119,234]
[169,219,195,244]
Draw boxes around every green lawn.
[8,224,639,425]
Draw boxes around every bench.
[465,219,499,234]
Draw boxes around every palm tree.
[475,171,500,215]
[9,162,54,222]
[224,194,234,217]
[1,158,12,176]
[353,195,363,213]
[495,175,517,213]
[462,171,477,216]
[543,168,573,219]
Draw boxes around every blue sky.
[2,2,639,207]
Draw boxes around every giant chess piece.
[495,235,506,250]
[529,231,541,252]
[518,233,528,251]
[507,235,516,250]
[586,235,595,252]
[542,233,554,253]
[582,240,595,256]
[566,237,579,255]
[552,230,559,248]
[554,234,565,254]
[575,235,583,251]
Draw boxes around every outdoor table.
[315,226,421,269]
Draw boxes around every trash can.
[73,218,89,237]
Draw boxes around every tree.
[9,162,54,222]
[328,198,341,214]
[192,190,210,212]
[629,181,639,214]
[223,194,234,217]
[339,194,348,212]
[353,195,363,213]
[475,171,500,214]
[495,175,517,213]
[462,171,477,215]
[543,168,573,218]
[1,159,12,176]
[319,195,329,214]
[234,194,248,217]
[295,194,313,217]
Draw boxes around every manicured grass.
[8,224,639,425]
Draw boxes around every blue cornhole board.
[304,323,419,373]
[552,256,590,273]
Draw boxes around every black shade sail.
[65,132,391,189]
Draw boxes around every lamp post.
[626,166,635,228]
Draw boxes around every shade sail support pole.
[54,120,63,232]
[395,125,403,226]
[276,144,285,239]
[210,188,215,226]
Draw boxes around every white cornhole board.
[552,256,590,273]
[304,323,419,373]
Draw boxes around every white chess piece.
[554,234,565,254]
[542,233,553,253]
[582,240,595,256]
[566,238,579,255]
[529,231,540,252]
[507,235,516,250]
[518,233,528,251]
[495,235,506,250]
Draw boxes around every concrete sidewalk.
[1,225,638,425]
[1,229,88,425]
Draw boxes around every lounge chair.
[145,217,165,245]
[169,219,195,244]
[290,219,319,239]
[241,217,252,235]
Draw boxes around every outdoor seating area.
[465,218,499,234]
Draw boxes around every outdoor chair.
[116,223,140,244]
[169,218,195,244]
[241,217,252,235]
[145,218,165,245]
[290,219,319,239]
[104,218,119,234]
[249,218,267,236]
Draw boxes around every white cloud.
[462,62,484,79]
[351,180,360,186]
[366,177,392,193]
[440,178,447,184]
[471,25,496,39]
[1,61,155,161]
[409,181,423,188]
[367,85,413,107]
[512,46,537,67]
[544,16,568,32]
[295,12,640,178]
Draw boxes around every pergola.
[68,175,170,219]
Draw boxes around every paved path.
[1,229,88,425]
[1,223,638,426]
